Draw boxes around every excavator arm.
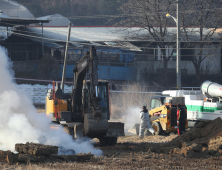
[72,46,108,138]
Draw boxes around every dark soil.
[2,118,222,169]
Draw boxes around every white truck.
[162,80,222,127]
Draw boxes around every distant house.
[0,0,221,82]
[25,25,221,81]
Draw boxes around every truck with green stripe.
[162,80,222,127]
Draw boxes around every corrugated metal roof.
[0,0,35,19]
[98,66,136,81]
[37,14,74,27]
[27,27,127,42]
[26,26,220,46]
[0,10,10,18]
[212,28,222,38]
[26,26,145,50]
[0,18,49,27]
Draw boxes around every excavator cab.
[82,80,110,120]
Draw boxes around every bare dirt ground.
[2,133,222,170]
[3,107,222,170]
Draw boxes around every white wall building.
[0,0,221,80]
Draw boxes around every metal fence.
[17,85,73,104]
[17,83,200,105]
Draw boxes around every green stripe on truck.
[186,105,221,112]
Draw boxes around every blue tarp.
[98,65,136,80]
[59,65,75,79]
[59,65,136,81]
[69,49,136,63]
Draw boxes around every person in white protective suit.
[139,105,154,138]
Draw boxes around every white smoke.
[122,106,141,133]
[124,106,154,135]
[0,46,102,156]
[125,107,141,125]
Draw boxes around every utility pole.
[42,23,44,58]
[177,0,181,90]
[42,22,45,57]
[61,22,72,91]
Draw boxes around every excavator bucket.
[128,124,140,135]
[105,122,125,137]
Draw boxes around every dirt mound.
[0,151,19,164]
[159,118,222,158]
[15,142,58,155]
[0,143,93,164]
[168,118,222,147]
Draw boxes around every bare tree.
[119,0,176,87]
[180,0,222,85]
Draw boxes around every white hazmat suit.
[139,109,154,137]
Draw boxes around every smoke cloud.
[124,106,155,135]
[125,107,141,125]
[0,46,102,156]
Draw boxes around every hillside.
[15,0,126,26]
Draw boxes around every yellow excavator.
[46,46,124,146]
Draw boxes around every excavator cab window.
[97,83,109,115]
[97,84,107,107]
[84,81,109,114]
